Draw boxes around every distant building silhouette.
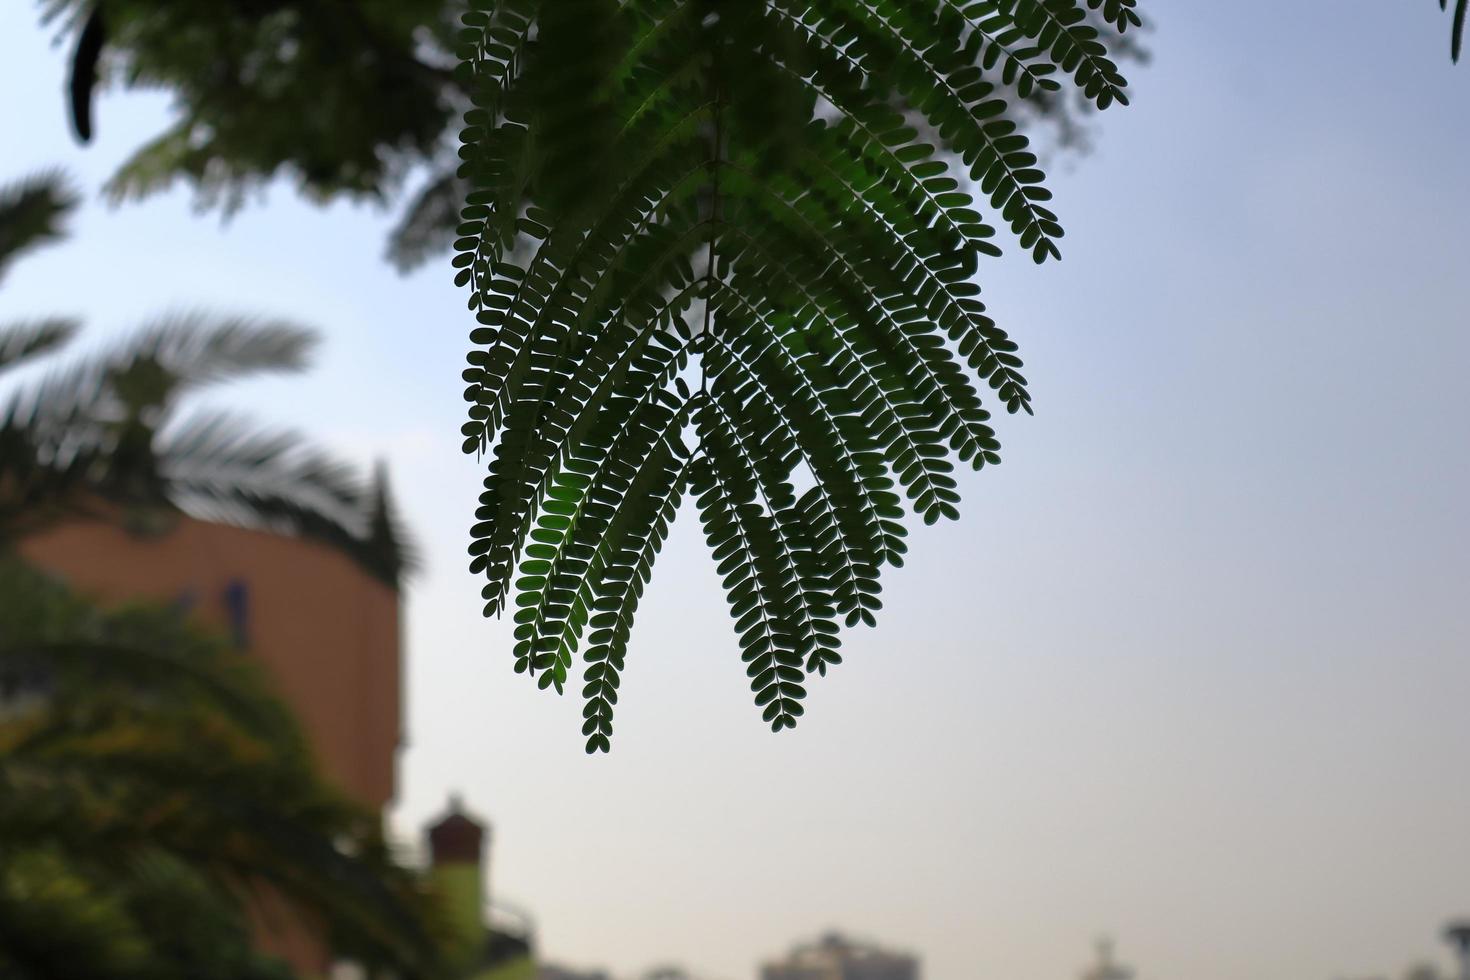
[1446,921,1470,980]
[538,966,610,980]
[1404,967,1445,980]
[1082,939,1133,980]
[761,932,918,980]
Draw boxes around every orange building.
[19,514,404,972]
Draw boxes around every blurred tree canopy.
[40,0,462,269]
[30,0,1466,274]
[34,0,1145,272]
[0,558,450,980]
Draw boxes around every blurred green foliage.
[33,1,1151,271]
[0,558,451,980]
[0,171,441,976]
[42,1,459,206]
[40,0,464,268]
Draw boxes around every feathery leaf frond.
[455,0,1137,751]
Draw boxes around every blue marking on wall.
[223,579,250,650]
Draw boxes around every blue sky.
[3,3,1469,979]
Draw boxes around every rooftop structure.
[1082,939,1134,980]
[761,932,919,980]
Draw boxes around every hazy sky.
[3,4,1468,979]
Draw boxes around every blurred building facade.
[19,515,401,808]
[761,933,919,980]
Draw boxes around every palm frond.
[158,409,364,526]
[107,312,316,399]
[388,167,475,272]
[0,319,79,377]
[156,411,417,585]
[0,171,79,284]
[454,0,1137,751]
[2,314,313,441]
[0,317,414,583]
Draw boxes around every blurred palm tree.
[0,174,441,979]
[0,171,412,583]
[0,559,448,980]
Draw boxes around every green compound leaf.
[454,0,1136,752]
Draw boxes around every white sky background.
[3,3,1469,979]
